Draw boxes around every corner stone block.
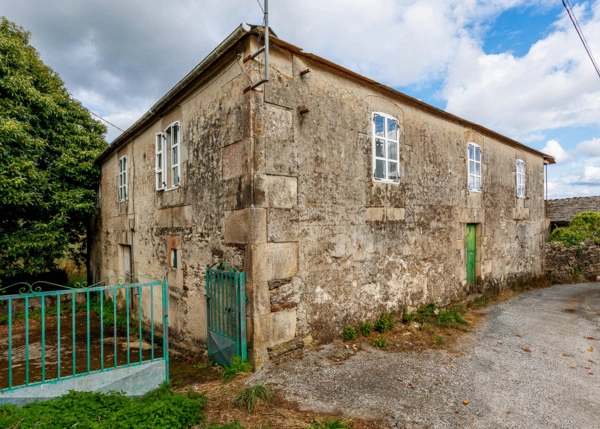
[246,281,271,317]
[251,242,298,283]
[254,175,297,209]
[224,208,267,244]
[222,139,250,180]
[366,207,385,222]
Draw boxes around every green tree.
[549,211,600,247]
[0,17,107,281]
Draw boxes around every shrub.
[549,211,600,247]
[359,321,373,336]
[374,311,395,333]
[372,336,387,348]
[341,326,357,341]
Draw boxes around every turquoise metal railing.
[206,263,247,367]
[0,275,168,392]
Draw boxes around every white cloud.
[576,138,600,157]
[443,1,600,140]
[583,165,600,182]
[542,140,569,163]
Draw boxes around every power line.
[87,109,125,132]
[562,0,600,79]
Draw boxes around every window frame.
[155,121,181,191]
[467,142,482,192]
[118,155,127,201]
[516,159,526,198]
[372,112,400,183]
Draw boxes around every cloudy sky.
[3,0,600,199]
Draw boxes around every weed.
[402,307,415,323]
[233,383,273,413]
[220,356,252,383]
[359,321,373,336]
[469,292,491,308]
[341,326,357,341]
[374,311,395,333]
[433,335,445,345]
[372,336,387,348]
[416,302,437,319]
[437,306,468,329]
[307,418,351,429]
[0,384,206,428]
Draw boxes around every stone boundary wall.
[545,240,600,283]
[546,196,600,223]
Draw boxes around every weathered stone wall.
[545,240,600,282]
[245,37,548,359]
[90,41,255,354]
[546,196,600,222]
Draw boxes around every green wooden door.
[466,224,476,286]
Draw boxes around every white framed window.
[516,159,525,198]
[155,121,181,190]
[155,133,165,190]
[372,113,400,183]
[118,155,127,201]
[467,143,482,192]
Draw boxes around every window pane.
[468,175,474,190]
[375,139,385,157]
[374,115,385,137]
[475,162,480,176]
[388,161,398,180]
[173,166,179,185]
[375,159,385,179]
[475,177,481,190]
[157,172,162,186]
[388,142,398,161]
[468,144,474,160]
[469,160,474,174]
[387,119,398,141]
[475,147,481,162]
[172,146,178,165]
[173,124,179,144]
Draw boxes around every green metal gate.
[0,275,169,405]
[205,263,247,367]
[466,224,477,287]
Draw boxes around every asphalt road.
[257,283,600,428]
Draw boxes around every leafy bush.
[549,211,600,247]
[221,356,252,383]
[359,321,373,336]
[0,384,206,428]
[341,326,357,341]
[374,311,395,333]
[233,383,273,413]
[372,336,387,348]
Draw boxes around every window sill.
[373,179,400,185]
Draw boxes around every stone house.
[90,24,555,366]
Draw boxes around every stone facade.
[546,196,600,224]
[545,240,600,282]
[91,25,554,367]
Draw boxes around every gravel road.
[253,282,600,428]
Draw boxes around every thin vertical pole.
[113,289,117,368]
[126,287,130,365]
[162,279,169,384]
[57,295,61,379]
[25,297,29,385]
[264,0,269,81]
[71,293,76,376]
[86,289,90,373]
[138,285,143,363]
[7,299,13,388]
[151,284,155,361]
[41,297,46,382]
[100,292,104,370]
